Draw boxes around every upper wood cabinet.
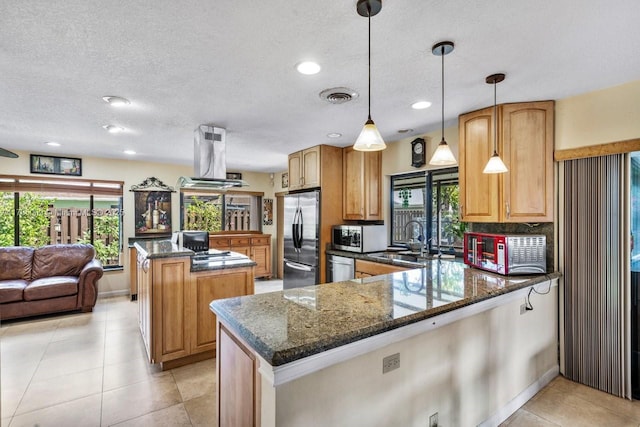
[288,146,321,190]
[342,147,382,221]
[459,101,554,223]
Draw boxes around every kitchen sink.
[367,252,458,265]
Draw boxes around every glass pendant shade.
[483,73,508,174]
[483,152,509,174]
[353,0,385,152]
[354,117,386,151]
[429,139,456,165]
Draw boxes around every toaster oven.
[463,232,546,275]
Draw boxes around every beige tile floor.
[2,278,640,426]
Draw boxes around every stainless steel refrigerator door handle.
[285,261,312,272]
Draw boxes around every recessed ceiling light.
[103,125,125,133]
[398,128,414,134]
[45,141,61,147]
[123,150,136,155]
[102,96,131,107]
[296,61,321,75]
[411,101,432,110]
[327,133,342,138]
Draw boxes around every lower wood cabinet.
[137,255,254,369]
[355,259,410,278]
[217,323,258,427]
[210,233,272,278]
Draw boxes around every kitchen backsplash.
[468,222,555,272]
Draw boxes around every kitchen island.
[210,260,560,427]
[135,240,255,370]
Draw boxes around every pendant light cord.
[493,81,498,155]
[367,5,372,121]
[441,45,445,142]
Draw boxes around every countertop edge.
[220,278,560,386]
[211,271,561,368]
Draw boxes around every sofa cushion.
[0,247,34,281]
[24,277,78,301]
[0,280,27,303]
[32,244,95,281]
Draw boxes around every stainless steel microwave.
[332,225,387,253]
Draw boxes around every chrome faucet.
[404,220,425,257]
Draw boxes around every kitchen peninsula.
[211,261,561,427]
[134,239,255,370]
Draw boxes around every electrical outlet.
[520,303,527,315]
[382,353,400,374]
[429,412,438,427]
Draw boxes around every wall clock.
[411,138,426,168]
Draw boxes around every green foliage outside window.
[78,214,120,265]
[0,192,52,247]
[184,196,222,232]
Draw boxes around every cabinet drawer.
[209,237,230,249]
[230,237,251,247]
[251,237,270,246]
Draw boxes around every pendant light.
[483,73,508,174]
[429,41,457,166]
[353,0,386,152]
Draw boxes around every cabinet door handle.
[506,201,510,219]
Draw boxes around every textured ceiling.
[1,0,639,173]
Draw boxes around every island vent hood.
[177,125,249,190]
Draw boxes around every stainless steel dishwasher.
[327,254,355,282]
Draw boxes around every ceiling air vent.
[319,87,359,104]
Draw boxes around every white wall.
[0,150,280,294]
[271,284,558,427]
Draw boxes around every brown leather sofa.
[0,244,103,320]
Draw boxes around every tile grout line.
[6,318,60,423]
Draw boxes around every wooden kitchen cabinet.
[342,147,382,220]
[354,259,410,278]
[136,253,254,369]
[209,233,271,278]
[217,323,258,427]
[250,236,271,278]
[129,246,138,300]
[459,101,554,223]
[287,145,322,191]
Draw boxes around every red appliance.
[463,232,547,275]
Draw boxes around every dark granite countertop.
[134,240,193,259]
[210,261,561,367]
[134,240,256,271]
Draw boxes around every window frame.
[179,189,264,233]
[389,167,460,255]
[0,174,124,268]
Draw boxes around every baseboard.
[479,365,559,427]
[97,290,130,299]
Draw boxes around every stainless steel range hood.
[177,125,249,190]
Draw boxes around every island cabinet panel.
[459,101,554,223]
[137,250,255,369]
[137,254,152,362]
[342,147,382,221]
[129,246,137,299]
[218,323,258,427]
[192,268,254,353]
[152,258,191,362]
[354,259,410,278]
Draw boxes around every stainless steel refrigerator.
[283,190,320,289]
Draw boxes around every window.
[390,168,462,254]
[0,175,124,268]
[180,190,262,232]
